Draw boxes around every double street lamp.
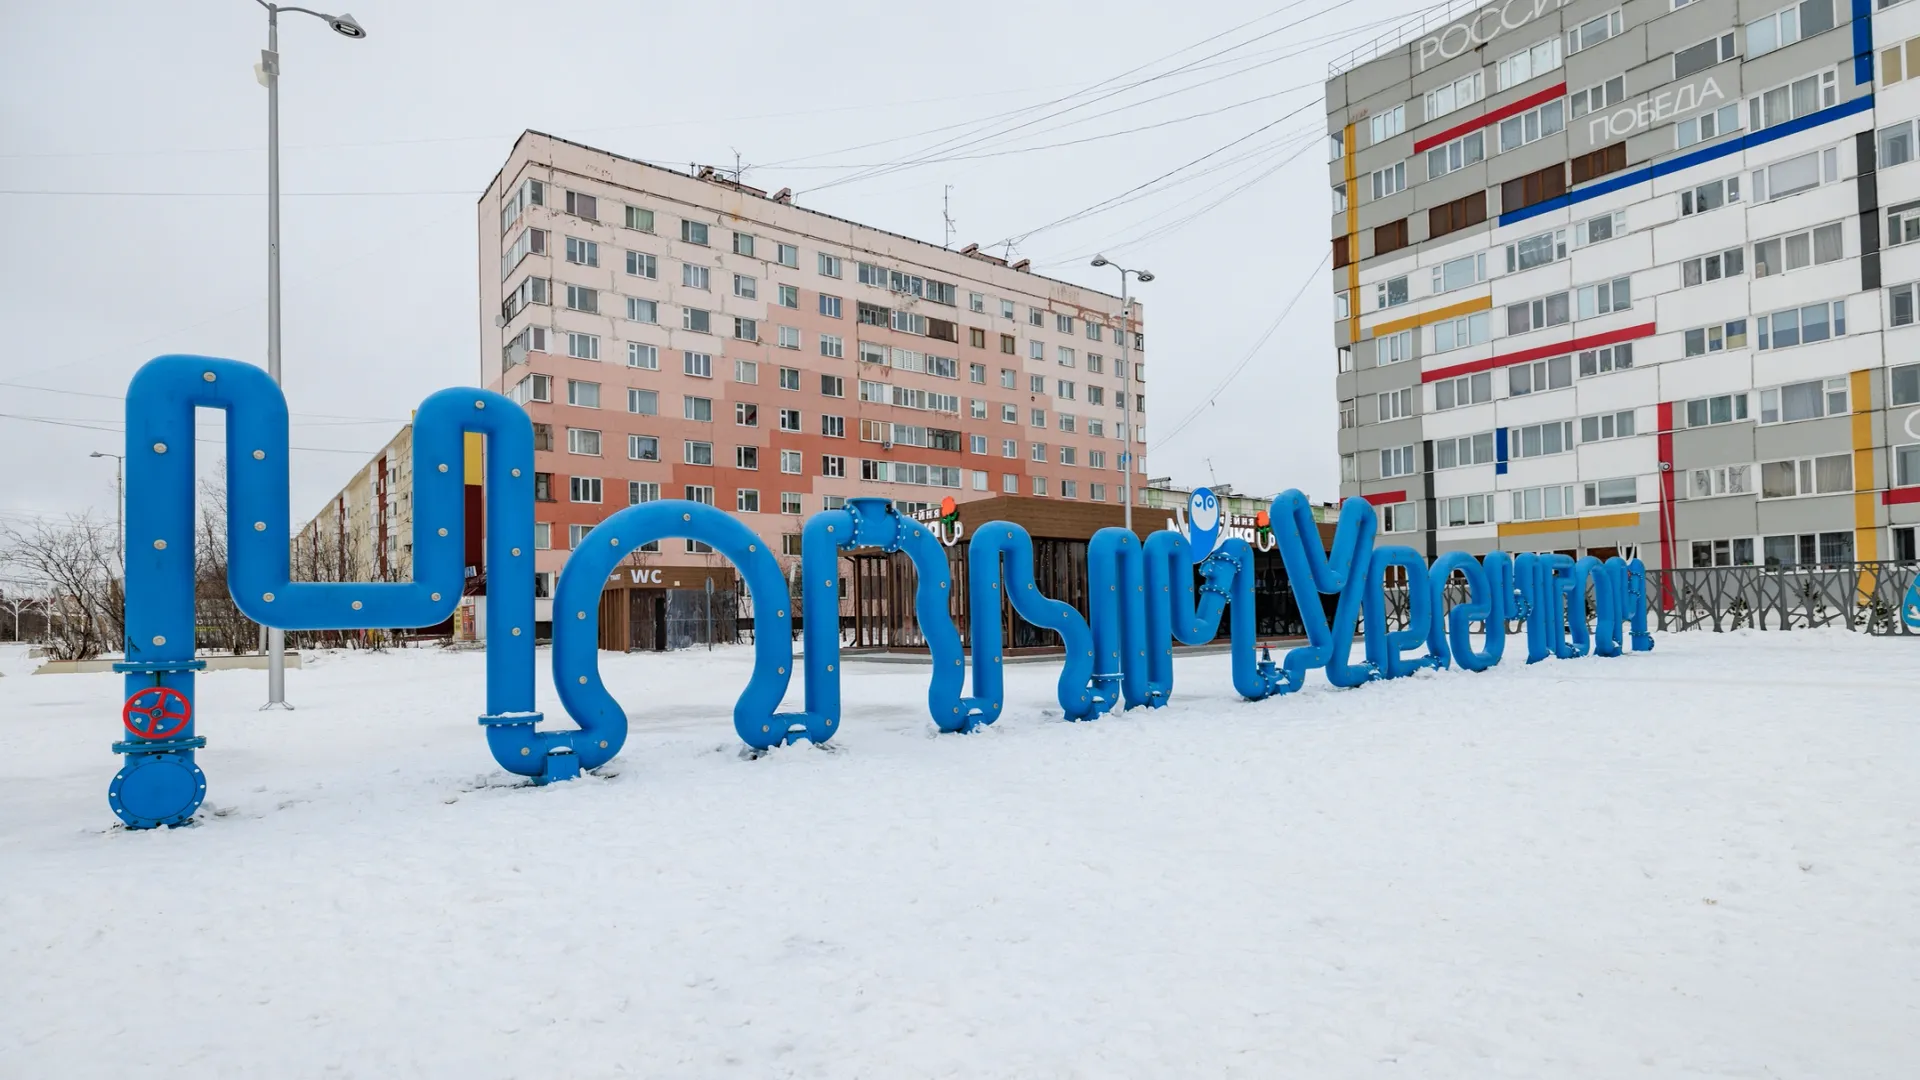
[1090,256,1153,533]
[251,1,366,709]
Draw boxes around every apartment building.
[1328,0,1920,570]
[479,131,1150,605]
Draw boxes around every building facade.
[1328,0,1920,570]
[478,131,1151,619]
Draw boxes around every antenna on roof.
[943,185,956,249]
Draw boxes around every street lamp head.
[90,451,107,459]
[1136,270,1155,283]
[1090,255,1109,267]
[328,11,367,38]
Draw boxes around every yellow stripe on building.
[1369,295,1492,340]
[1343,122,1359,346]
[1852,368,1877,600]
[1496,511,1644,539]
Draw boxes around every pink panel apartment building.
[478,131,1150,602]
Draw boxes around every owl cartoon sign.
[1164,487,1275,553]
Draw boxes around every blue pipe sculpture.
[106,355,1655,828]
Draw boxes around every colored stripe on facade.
[1499,95,1877,227]
[1420,322,1657,384]
[1656,400,1677,603]
[1370,295,1492,339]
[1362,489,1407,506]
[1495,511,1643,538]
[1411,82,1568,154]
[1344,122,1360,346]
[1854,0,1875,85]
[1852,369,1879,572]
[1883,486,1920,505]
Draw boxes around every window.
[1759,377,1849,423]
[1888,201,1920,250]
[1370,161,1406,200]
[1749,71,1839,133]
[1498,100,1564,153]
[626,297,658,324]
[1882,118,1919,170]
[629,481,660,506]
[999,334,1016,356]
[1339,347,1354,372]
[1506,292,1570,335]
[1510,420,1574,459]
[1898,444,1920,487]
[1375,276,1409,310]
[1000,299,1015,320]
[1683,320,1749,356]
[1763,531,1854,566]
[1377,329,1414,366]
[1568,75,1625,118]
[1511,484,1577,521]
[1376,387,1413,422]
[812,294,843,321]
[532,423,553,452]
[736,446,760,471]
[683,440,713,466]
[1760,454,1853,498]
[1893,363,1920,404]
[1085,322,1103,342]
[1683,464,1755,499]
[1434,371,1493,411]
[1058,380,1077,399]
[1571,142,1627,185]
[1060,445,1078,466]
[775,325,802,350]
[627,388,658,415]
[1029,476,1047,496]
[1690,538,1757,567]
[500,227,547,280]
[1673,32,1736,79]
[1508,355,1572,395]
[1001,404,1018,423]
[568,524,593,549]
[683,308,711,334]
[1753,147,1839,203]
[566,427,601,456]
[501,178,543,232]
[1756,300,1846,350]
[1031,408,1046,427]
[1028,307,1044,327]
[1380,445,1417,478]
[1583,477,1638,507]
[683,351,713,378]
[1423,70,1484,122]
[734,359,759,385]
[628,434,659,461]
[1368,104,1406,144]
[1681,247,1744,287]
[564,191,597,221]
[680,220,709,245]
[821,415,845,438]
[1028,340,1045,361]
[1749,0,1834,58]
[1574,210,1625,247]
[512,373,551,404]
[1333,236,1351,269]
[1679,176,1741,216]
[818,253,841,277]
[1677,103,1742,149]
[624,205,654,233]
[778,367,801,391]
[533,521,552,550]
[1501,164,1566,213]
[1578,343,1632,376]
[624,250,657,279]
[1754,222,1844,279]
[1432,311,1491,352]
[1684,393,1749,427]
[1580,410,1636,442]
[566,333,600,361]
[1000,438,1018,458]
[778,409,801,433]
[822,454,845,477]
[732,275,757,300]
[1341,454,1358,483]
[1089,450,1107,469]
[1028,374,1046,394]
[725,232,753,258]
[684,395,712,422]
[1575,276,1631,318]
[1505,227,1567,272]
[968,293,986,314]
[1058,346,1076,367]
[569,475,602,502]
[1381,502,1417,533]
[1336,291,1351,320]
[681,263,710,290]
[1566,8,1622,53]
[1435,432,1496,469]
[1497,36,1563,89]
[1438,494,1495,528]
[1374,218,1410,255]
[735,402,758,427]
[566,379,600,408]
[1430,253,1487,294]
[733,317,758,342]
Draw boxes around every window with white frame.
[1506,228,1567,272]
[733,274,757,299]
[567,333,599,361]
[684,351,713,378]
[1335,291,1351,320]
[1756,300,1845,349]
[1893,363,1920,404]
[1680,175,1741,216]
[780,367,802,390]
[512,372,551,404]
[1377,330,1413,366]
[1676,103,1742,148]
[1507,292,1570,335]
[1575,276,1632,318]
[778,325,801,350]
[1752,147,1839,202]
[1341,454,1358,483]
[1755,222,1844,278]
[683,308,711,333]
[779,409,801,432]
[1685,393,1749,427]
[1568,74,1625,118]
[1748,0,1835,58]
[1691,537,1757,567]
[1435,432,1495,469]
[1498,99,1564,152]
[1380,444,1417,478]
[629,434,659,461]
[1423,71,1484,122]
[1438,493,1495,528]
[1580,410,1636,442]
[1759,377,1849,422]
[1578,342,1633,376]
[1763,531,1854,566]
[1381,501,1417,533]
[1573,210,1625,247]
[564,236,598,267]
[1683,463,1755,499]
[1888,200,1920,247]
[1509,354,1572,395]
[1673,31,1736,79]
[1371,161,1406,200]
[627,343,659,371]
[1749,71,1838,133]
[1681,247,1744,287]
[1880,118,1918,169]
[1368,104,1406,145]
[684,395,712,422]
[1434,371,1492,411]
[1430,253,1487,294]
[683,440,713,466]
[1566,9,1622,53]
[1425,132,1484,180]
[569,476,602,503]
[1583,476,1638,506]
[736,446,762,471]
[1332,184,1347,213]
[682,263,709,290]
[566,427,601,456]
[1497,36,1562,90]
[735,402,758,428]
[567,524,592,548]
[1683,319,1750,356]
[630,481,660,505]
[1375,276,1409,309]
[626,250,656,278]
[566,379,600,408]
[1376,387,1412,422]
[1897,443,1920,486]
[1433,311,1490,352]
[627,388,657,415]
[1509,420,1574,459]
[1511,484,1577,521]
[1760,453,1852,498]
[627,297,658,324]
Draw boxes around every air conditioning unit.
[881,441,894,450]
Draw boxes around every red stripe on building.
[1883,486,1920,505]
[1420,322,1658,384]
[1411,83,1568,154]
[1656,400,1677,606]
[1362,490,1407,506]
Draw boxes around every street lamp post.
[89,451,125,575]
[1091,256,1153,534]
[250,0,366,710]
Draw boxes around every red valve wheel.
[123,687,192,740]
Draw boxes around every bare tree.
[0,515,119,660]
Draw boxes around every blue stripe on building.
[1854,0,1875,86]
[1495,428,1509,476]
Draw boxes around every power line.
[0,413,376,455]
[0,189,472,198]
[0,381,403,424]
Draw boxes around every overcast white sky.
[0,0,1441,530]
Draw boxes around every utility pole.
[943,185,955,249]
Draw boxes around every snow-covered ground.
[1,633,1914,1077]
